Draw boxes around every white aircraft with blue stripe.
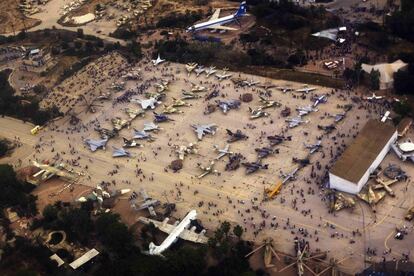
[186,1,247,33]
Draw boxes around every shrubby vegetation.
[249,0,326,30]
[0,164,37,217]
[387,0,414,42]
[156,10,203,29]
[155,36,289,68]
[0,140,8,157]
[0,69,61,125]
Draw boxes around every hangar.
[329,120,398,194]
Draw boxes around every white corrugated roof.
[69,248,100,269]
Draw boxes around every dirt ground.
[0,0,41,34]
[0,52,413,275]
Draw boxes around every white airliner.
[139,210,208,256]
[186,1,247,33]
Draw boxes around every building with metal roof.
[329,120,397,194]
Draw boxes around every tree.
[60,207,93,245]
[0,140,8,157]
[220,221,231,237]
[129,41,142,58]
[95,213,133,255]
[42,204,58,223]
[233,225,243,239]
[0,164,37,217]
[394,69,414,95]
[77,28,84,38]
[393,101,411,117]
[369,69,380,90]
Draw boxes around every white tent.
[361,60,408,90]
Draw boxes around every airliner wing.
[179,229,209,243]
[207,25,238,31]
[210,9,221,20]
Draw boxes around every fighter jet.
[318,124,336,134]
[110,81,126,91]
[96,92,111,101]
[304,140,322,154]
[226,129,248,143]
[163,105,183,114]
[95,127,118,139]
[145,91,166,101]
[130,189,160,216]
[186,62,198,75]
[259,96,281,109]
[242,160,269,174]
[215,70,232,81]
[280,167,299,184]
[175,143,198,160]
[249,107,269,119]
[295,86,317,94]
[85,138,108,152]
[191,124,217,140]
[32,161,78,182]
[328,191,356,212]
[255,147,279,159]
[143,122,161,132]
[122,70,141,80]
[112,117,130,131]
[153,112,173,123]
[277,86,294,93]
[133,129,155,141]
[155,81,169,93]
[332,112,346,123]
[296,105,318,116]
[242,79,260,87]
[112,147,131,158]
[364,93,384,101]
[286,116,309,128]
[124,108,145,119]
[312,94,327,107]
[217,99,241,114]
[357,185,386,207]
[132,97,161,110]
[214,144,233,160]
[194,66,205,77]
[123,137,144,148]
[191,84,207,93]
[181,91,202,100]
[151,54,165,66]
[77,184,131,211]
[267,135,291,146]
[197,161,219,178]
[205,66,217,77]
[171,98,191,107]
[258,82,276,91]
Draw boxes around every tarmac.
[0,52,413,275]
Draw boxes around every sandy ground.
[0,52,413,275]
[0,0,123,44]
[0,0,41,34]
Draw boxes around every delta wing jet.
[85,138,108,152]
[151,54,165,66]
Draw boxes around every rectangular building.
[329,120,397,194]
